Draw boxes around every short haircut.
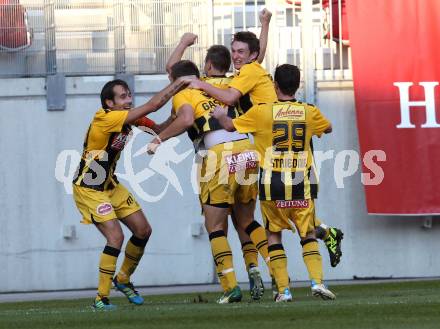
[205,45,231,72]
[170,60,200,80]
[100,79,129,109]
[274,64,301,96]
[232,31,260,56]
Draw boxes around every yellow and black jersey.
[203,75,249,116]
[172,86,241,143]
[229,61,277,113]
[201,75,233,86]
[73,108,130,191]
[232,99,331,200]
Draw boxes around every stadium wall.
[0,76,438,293]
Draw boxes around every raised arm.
[257,8,272,64]
[124,76,192,125]
[165,33,198,74]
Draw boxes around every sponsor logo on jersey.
[275,199,309,208]
[273,104,305,121]
[111,132,129,150]
[272,156,307,170]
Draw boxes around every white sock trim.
[222,268,234,275]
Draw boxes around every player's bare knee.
[131,224,151,240]
[238,217,252,231]
[107,233,124,249]
[138,225,152,240]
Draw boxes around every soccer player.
[188,29,277,112]
[212,64,336,302]
[72,77,190,310]
[191,28,343,268]
[148,60,271,304]
[164,10,272,299]
[189,25,343,271]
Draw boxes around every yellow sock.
[98,246,120,298]
[116,235,148,284]
[268,244,289,293]
[218,273,229,291]
[302,239,323,284]
[209,230,237,291]
[241,241,258,271]
[245,221,271,272]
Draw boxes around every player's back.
[233,99,331,200]
[173,85,244,148]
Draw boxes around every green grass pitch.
[0,280,439,329]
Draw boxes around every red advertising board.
[346,0,440,214]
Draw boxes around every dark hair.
[232,31,260,56]
[205,45,231,72]
[274,64,301,96]
[100,79,130,109]
[170,60,200,80]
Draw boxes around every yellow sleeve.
[172,90,191,114]
[228,63,258,96]
[232,105,260,134]
[94,110,128,133]
[309,105,331,137]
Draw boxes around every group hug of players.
[71,9,344,309]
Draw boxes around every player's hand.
[147,137,161,155]
[174,75,197,92]
[259,8,272,25]
[188,79,203,90]
[176,75,198,84]
[180,33,198,47]
[210,105,228,119]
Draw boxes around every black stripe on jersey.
[83,125,92,149]
[187,126,201,142]
[270,171,288,200]
[259,169,267,200]
[238,93,253,113]
[78,125,131,191]
[72,158,86,184]
[73,125,92,184]
[259,168,318,200]
[190,106,239,143]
